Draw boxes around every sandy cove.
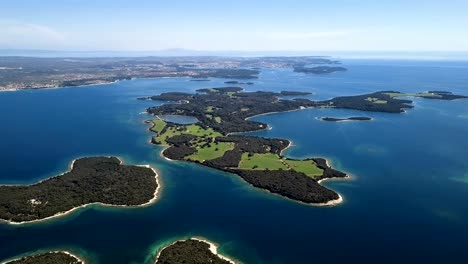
[154,237,239,264]
[0,156,161,225]
[279,140,294,156]
[314,157,353,206]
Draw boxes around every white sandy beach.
[313,193,344,207]
[279,140,294,156]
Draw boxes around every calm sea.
[0,59,467,264]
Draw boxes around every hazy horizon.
[2,0,468,53]
[2,48,468,61]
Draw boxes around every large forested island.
[1,251,83,264]
[143,88,346,204]
[142,87,467,204]
[0,157,158,223]
[155,238,236,264]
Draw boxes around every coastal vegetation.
[187,141,235,162]
[383,91,466,100]
[2,252,83,264]
[151,122,221,145]
[155,239,235,264]
[365,97,388,104]
[238,153,323,177]
[0,157,158,223]
[150,119,167,134]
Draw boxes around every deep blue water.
[0,59,468,264]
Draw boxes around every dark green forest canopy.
[146,88,467,134]
[2,252,82,264]
[155,239,234,264]
[0,157,158,223]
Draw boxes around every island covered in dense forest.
[155,238,237,264]
[1,251,83,264]
[142,87,467,204]
[0,157,159,224]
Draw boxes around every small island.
[1,251,83,264]
[224,81,254,85]
[0,157,159,224]
[321,117,372,122]
[155,238,237,264]
[294,66,347,74]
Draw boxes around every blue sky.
[1,0,468,51]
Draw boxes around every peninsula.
[143,87,467,204]
[0,157,159,223]
[155,238,237,264]
[1,251,83,264]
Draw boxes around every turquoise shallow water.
[0,60,468,263]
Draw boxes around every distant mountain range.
[1,49,468,60]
